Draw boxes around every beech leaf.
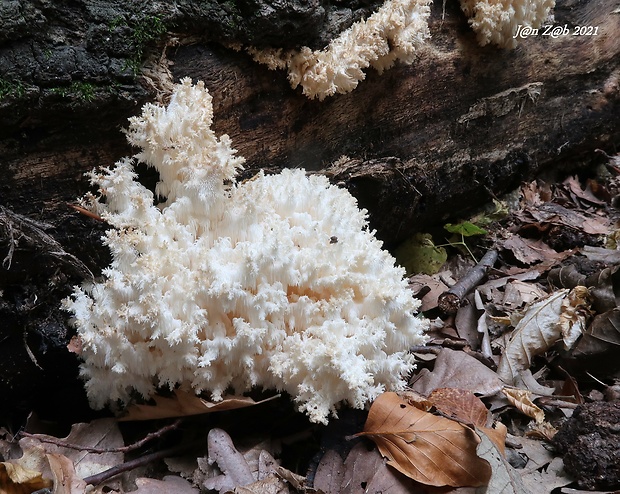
[496,290,568,384]
[428,388,506,455]
[46,453,88,494]
[359,392,491,487]
[475,429,532,494]
[411,348,503,397]
[120,391,279,421]
[428,388,490,428]
[573,307,620,357]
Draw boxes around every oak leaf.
[359,392,491,487]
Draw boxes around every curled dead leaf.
[558,286,591,349]
[502,388,545,423]
[358,392,491,488]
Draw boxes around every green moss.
[0,78,26,101]
[109,14,167,76]
[50,82,96,102]
[132,15,166,47]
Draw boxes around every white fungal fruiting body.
[460,0,555,48]
[65,78,428,424]
[248,0,432,100]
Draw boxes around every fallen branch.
[83,442,191,486]
[438,250,498,315]
[20,419,182,454]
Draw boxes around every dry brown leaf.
[502,388,545,423]
[20,418,124,482]
[233,473,289,494]
[521,457,570,493]
[46,453,88,494]
[338,442,384,494]
[428,388,506,455]
[0,460,52,494]
[313,450,345,494]
[502,280,547,309]
[359,392,491,487]
[573,307,620,357]
[203,428,255,493]
[518,203,611,235]
[134,475,200,493]
[525,422,557,441]
[120,390,279,421]
[314,442,421,494]
[558,286,590,349]
[428,388,489,428]
[398,389,434,412]
[408,274,450,312]
[581,245,620,264]
[481,422,508,456]
[562,175,608,206]
[475,428,531,494]
[520,181,552,207]
[501,235,564,266]
[410,348,504,398]
[496,290,568,384]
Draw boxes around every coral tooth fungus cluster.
[65,78,428,424]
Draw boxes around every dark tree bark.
[0,0,618,420]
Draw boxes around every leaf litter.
[2,158,620,492]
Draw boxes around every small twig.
[409,345,442,354]
[20,419,183,454]
[83,442,190,486]
[438,249,498,315]
[535,397,579,409]
[67,203,104,222]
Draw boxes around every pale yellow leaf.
[0,460,52,494]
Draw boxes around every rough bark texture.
[0,0,619,420]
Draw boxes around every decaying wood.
[1,0,618,246]
[0,0,618,417]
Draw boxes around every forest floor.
[1,153,620,494]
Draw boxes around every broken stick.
[437,250,498,315]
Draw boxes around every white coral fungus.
[248,0,432,100]
[65,78,428,424]
[460,0,555,48]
